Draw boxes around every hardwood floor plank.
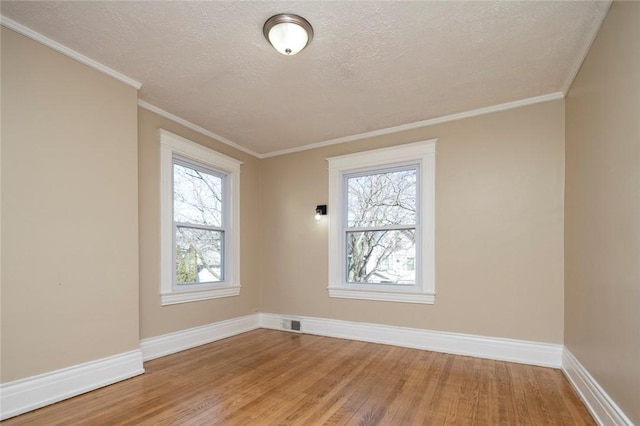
[377,349,434,424]
[2,329,596,425]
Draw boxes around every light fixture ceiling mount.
[263,14,313,56]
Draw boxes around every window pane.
[346,229,415,284]
[175,227,223,284]
[174,162,223,227]
[347,169,416,228]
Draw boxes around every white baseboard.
[140,313,260,361]
[9,314,612,422]
[562,349,633,426]
[259,313,562,368]
[0,349,144,421]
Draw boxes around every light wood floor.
[4,329,594,425]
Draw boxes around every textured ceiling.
[1,1,610,155]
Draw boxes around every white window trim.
[160,129,242,306]
[326,139,436,304]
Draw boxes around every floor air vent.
[282,318,302,332]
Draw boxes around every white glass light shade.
[264,14,313,56]
[268,22,308,55]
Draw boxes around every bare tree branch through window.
[346,167,417,284]
[173,161,224,284]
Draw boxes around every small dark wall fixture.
[315,205,327,221]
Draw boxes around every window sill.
[327,287,435,304]
[161,285,241,306]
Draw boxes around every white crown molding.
[261,92,565,158]
[0,350,144,421]
[0,15,142,90]
[138,100,262,159]
[1,15,573,160]
[141,92,563,161]
[561,1,613,96]
[562,349,633,426]
[140,314,259,361]
[259,313,563,368]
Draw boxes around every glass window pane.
[175,227,223,284]
[347,169,416,228]
[346,229,415,284]
[174,162,223,227]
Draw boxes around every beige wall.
[138,108,260,339]
[565,2,640,423]
[5,6,636,421]
[260,100,565,344]
[2,4,637,421]
[1,28,140,382]
[0,22,4,381]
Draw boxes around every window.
[327,140,435,304]
[160,130,242,305]
[346,166,417,285]
[173,160,224,285]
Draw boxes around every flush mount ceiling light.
[263,14,313,56]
